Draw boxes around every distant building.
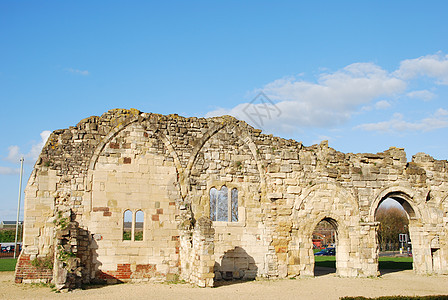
[0,221,23,229]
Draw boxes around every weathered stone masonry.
[15,108,448,288]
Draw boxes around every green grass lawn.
[314,256,336,268]
[314,255,413,270]
[0,258,17,271]
[0,255,413,273]
[378,256,413,270]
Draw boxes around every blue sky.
[1,1,447,221]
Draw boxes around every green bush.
[123,231,131,240]
[134,231,143,241]
[31,256,53,270]
[0,229,22,243]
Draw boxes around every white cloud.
[4,130,51,164]
[375,100,391,110]
[360,105,373,112]
[207,62,406,131]
[0,166,19,175]
[6,145,21,163]
[29,131,51,161]
[207,52,448,136]
[66,68,89,76]
[356,109,448,133]
[406,90,436,101]
[395,53,448,85]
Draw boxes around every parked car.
[314,247,335,256]
[1,245,14,253]
[0,244,21,253]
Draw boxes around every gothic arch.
[186,120,266,194]
[87,115,183,175]
[368,185,428,222]
[369,184,438,275]
[294,182,359,214]
[85,116,186,211]
[292,182,359,241]
[184,122,226,176]
[303,212,347,240]
[225,123,266,190]
[290,183,359,277]
[88,114,139,171]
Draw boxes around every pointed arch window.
[210,186,238,222]
[210,187,218,221]
[123,210,132,240]
[217,186,228,221]
[122,209,145,241]
[231,188,238,222]
[135,210,144,241]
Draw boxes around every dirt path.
[1,270,447,300]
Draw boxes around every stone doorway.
[312,218,338,276]
[373,193,417,274]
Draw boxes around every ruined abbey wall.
[15,109,448,288]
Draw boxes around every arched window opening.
[135,210,144,241]
[312,218,337,276]
[374,197,414,275]
[312,218,337,250]
[217,186,228,221]
[375,198,410,253]
[210,188,218,221]
[231,188,238,222]
[210,186,239,222]
[123,210,132,241]
[376,195,416,219]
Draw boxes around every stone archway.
[370,187,430,274]
[289,183,364,277]
[291,211,353,277]
[185,121,268,280]
[311,217,339,276]
[86,120,184,281]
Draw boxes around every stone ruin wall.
[15,108,448,289]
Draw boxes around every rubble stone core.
[15,108,448,288]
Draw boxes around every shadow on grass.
[379,258,413,275]
[314,257,336,276]
[314,256,413,276]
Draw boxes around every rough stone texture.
[16,109,448,287]
[180,216,215,287]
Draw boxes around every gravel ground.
[1,269,447,300]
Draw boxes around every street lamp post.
[14,157,24,259]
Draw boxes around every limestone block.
[286,186,301,194]
[24,246,39,255]
[267,192,282,200]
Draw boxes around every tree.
[376,206,409,251]
[313,219,336,247]
[0,229,22,243]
